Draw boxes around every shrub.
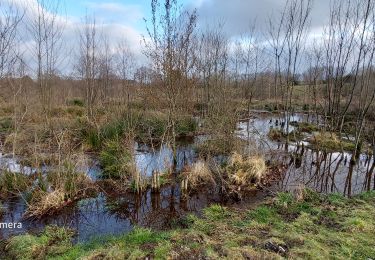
[136,112,197,142]
[100,119,127,142]
[196,137,242,156]
[290,121,319,133]
[268,128,303,142]
[136,111,168,141]
[268,128,283,141]
[66,107,84,117]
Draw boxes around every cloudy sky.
[2,0,333,74]
[60,0,332,45]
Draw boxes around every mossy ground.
[3,190,375,259]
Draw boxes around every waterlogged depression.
[0,112,373,242]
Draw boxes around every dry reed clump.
[25,173,96,218]
[182,161,216,191]
[227,152,266,186]
[25,189,66,218]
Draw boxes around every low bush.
[268,128,304,142]
[196,137,244,156]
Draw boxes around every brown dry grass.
[227,152,266,186]
[25,189,66,218]
[25,173,96,218]
[182,161,216,191]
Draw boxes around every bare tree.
[197,23,228,118]
[0,1,23,80]
[26,0,65,119]
[98,35,113,104]
[144,0,198,164]
[77,14,100,120]
[116,39,135,105]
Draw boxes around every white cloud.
[1,0,147,74]
[85,2,143,23]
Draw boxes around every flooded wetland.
[1,112,373,242]
[1,0,375,258]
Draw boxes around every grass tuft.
[99,140,132,179]
[227,152,266,186]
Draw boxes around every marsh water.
[0,112,374,242]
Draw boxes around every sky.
[2,0,333,74]
[58,0,331,40]
[69,0,330,46]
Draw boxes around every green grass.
[5,226,74,260]
[78,111,197,151]
[3,190,375,259]
[203,204,230,221]
[99,140,132,179]
[0,171,31,198]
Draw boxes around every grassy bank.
[3,189,375,259]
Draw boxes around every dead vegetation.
[0,0,375,257]
[25,172,97,218]
[179,152,268,199]
[181,161,216,192]
[227,152,266,186]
